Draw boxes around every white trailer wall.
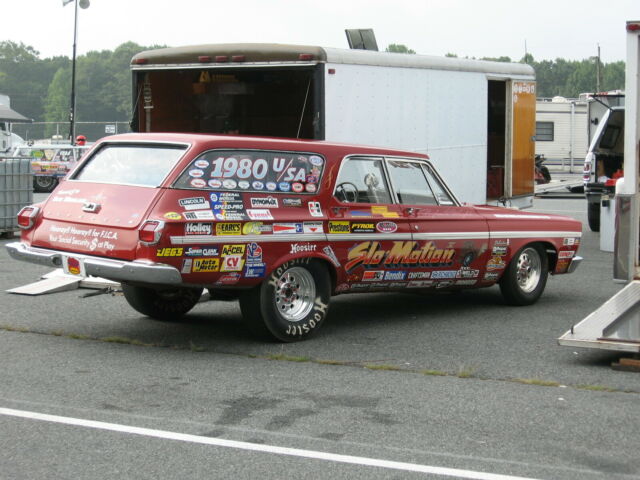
[323,63,488,205]
[535,99,588,164]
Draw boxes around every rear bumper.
[5,242,183,285]
[567,256,583,274]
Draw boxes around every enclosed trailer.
[131,44,536,207]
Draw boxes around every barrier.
[0,158,32,237]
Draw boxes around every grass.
[512,378,560,387]
[421,369,448,377]
[101,336,148,347]
[364,364,402,371]
[456,366,477,378]
[266,353,310,363]
[575,384,618,392]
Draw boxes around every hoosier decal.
[345,241,456,272]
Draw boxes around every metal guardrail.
[0,157,32,236]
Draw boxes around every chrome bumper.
[567,256,583,274]
[5,242,183,285]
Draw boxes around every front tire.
[499,244,548,306]
[122,284,203,320]
[239,259,331,342]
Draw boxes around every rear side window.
[73,144,187,187]
[173,150,325,194]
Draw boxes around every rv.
[130,44,536,207]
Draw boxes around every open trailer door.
[509,80,536,201]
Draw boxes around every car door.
[328,155,411,291]
[384,158,491,289]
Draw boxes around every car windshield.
[72,144,187,187]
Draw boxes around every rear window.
[73,144,187,187]
[173,150,325,194]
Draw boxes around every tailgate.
[31,183,162,260]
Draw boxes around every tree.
[386,44,416,54]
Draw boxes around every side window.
[386,160,437,205]
[334,157,392,204]
[422,163,456,206]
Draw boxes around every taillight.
[17,206,40,230]
[138,220,165,245]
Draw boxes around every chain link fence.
[10,121,132,143]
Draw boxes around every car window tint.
[73,145,186,187]
[386,160,437,205]
[334,157,392,204]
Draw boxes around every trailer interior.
[132,67,321,140]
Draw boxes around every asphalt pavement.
[0,194,638,480]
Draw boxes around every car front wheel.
[122,284,203,320]
[239,259,331,342]
[499,244,548,306]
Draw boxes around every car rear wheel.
[122,284,203,320]
[33,176,58,193]
[587,202,600,232]
[499,244,548,306]
[239,259,331,342]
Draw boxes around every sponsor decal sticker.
[303,221,323,234]
[408,271,431,279]
[184,246,219,257]
[216,272,241,285]
[492,245,508,256]
[185,223,213,236]
[208,179,222,188]
[308,201,323,217]
[351,222,375,233]
[183,210,215,220]
[273,223,303,234]
[563,237,580,246]
[189,168,205,178]
[244,265,266,278]
[179,197,209,210]
[238,181,250,190]
[329,221,350,234]
[558,250,575,259]
[455,279,477,286]
[384,270,407,281]
[371,206,399,218]
[222,244,246,256]
[250,197,278,208]
[362,271,385,281]
[335,283,350,292]
[156,247,183,257]
[193,258,220,273]
[430,270,457,279]
[216,223,242,235]
[223,179,237,189]
[266,182,277,191]
[483,272,500,281]
[246,209,274,221]
[242,222,272,235]
[278,182,291,192]
[221,255,245,272]
[305,183,317,193]
[456,269,479,279]
[164,211,182,220]
[194,159,209,169]
[290,243,317,254]
[283,198,303,207]
[246,242,263,263]
[407,280,434,288]
[252,181,265,190]
[181,258,192,274]
[486,256,506,271]
[292,182,304,193]
[376,221,398,233]
[309,155,323,166]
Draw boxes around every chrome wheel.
[273,266,316,322]
[515,247,542,293]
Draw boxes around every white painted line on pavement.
[0,407,541,480]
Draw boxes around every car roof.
[98,133,430,160]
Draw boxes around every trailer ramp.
[559,280,640,352]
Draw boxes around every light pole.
[63,0,90,144]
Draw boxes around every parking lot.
[1,194,639,479]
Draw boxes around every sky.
[2,0,639,63]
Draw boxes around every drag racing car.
[6,133,583,341]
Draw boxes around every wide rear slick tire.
[499,244,549,306]
[122,284,203,321]
[587,202,601,232]
[239,258,331,342]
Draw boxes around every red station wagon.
[7,133,583,341]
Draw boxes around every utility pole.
[596,44,601,93]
